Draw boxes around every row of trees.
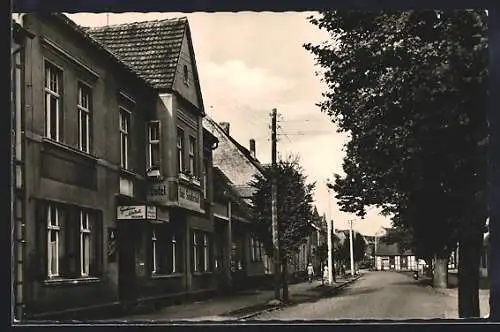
[304,10,488,318]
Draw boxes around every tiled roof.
[45,13,154,90]
[85,18,188,90]
[203,116,264,190]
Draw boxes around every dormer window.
[183,65,189,86]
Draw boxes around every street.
[252,271,455,320]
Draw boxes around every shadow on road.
[333,286,382,298]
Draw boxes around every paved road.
[253,271,452,320]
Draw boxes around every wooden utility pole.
[349,219,355,277]
[271,108,281,300]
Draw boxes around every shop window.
[192,230,212,273]
[150,225,181,275]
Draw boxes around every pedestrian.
[307,262,314,283]
[323,265,329,285]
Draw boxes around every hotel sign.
[178,185,201,210]
[148,180,168,203]
[117,205,158,221]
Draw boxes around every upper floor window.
[177,128,184,173]
[44,62,63,142]
[203,159,208,199]
[77,83,92,153]
[188,136,196,176]
[119,107,131,169]
[183,65,189,85]
[147,121,160,169]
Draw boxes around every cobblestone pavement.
[253,271,484,321]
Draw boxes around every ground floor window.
[192,229,212,273]
[150,224,182,275]
[250,237,264,262]
[38,200,102,279]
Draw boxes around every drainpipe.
[12,42,24,321]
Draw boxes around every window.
[119,107,130,169]
[192,230,211,273]
[42,202,102,279]
[177,128,184,173]
[44,62,62,141]
[150,226,181,275]
[193,231,199,272]
[172,233,177,273]
[80,210,91,276]
[250,238,255,261]
[203,159,208,199]
[188,136,196,176]
[47,205,62,278]
[203,234,209,272]
[251,238,263,262]
[77,83,92,153]
[183,65,189,85]
[148,121,160,169]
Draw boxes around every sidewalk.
[102,275,360,322]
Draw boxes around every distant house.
[374,242,418,271]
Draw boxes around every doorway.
[118,221,138,303]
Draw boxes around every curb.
[237,274,363,320]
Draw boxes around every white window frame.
[47,205,60,278]
[193,232,199,272]
[44,62,62,142]
[177,128,184,173]
[147,121,161,169]
[188,136,196,176]
[152,229,158,274]
[80,210,91,277]
[203,233,209,272]
[172,233,177,273]
[119,107,131,169]
[77,83,91,153]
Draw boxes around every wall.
[21,14,152,317]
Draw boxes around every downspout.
[12,41,24,321]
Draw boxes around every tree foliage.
[305,10,488,317]
[249,156,316,260]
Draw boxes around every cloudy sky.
[68,12,391,236]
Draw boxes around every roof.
[375,242,414,256]
[202,116,265,193]
[85,18,187,90]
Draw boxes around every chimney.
[249,139,256,158]
[219,122,230,135]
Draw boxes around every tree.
[305,10,488,318]
[250,156,316,302]
[334,230,367,274]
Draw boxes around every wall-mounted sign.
[178,185,201,210]
[148,181,168,203]
[117,205,158,221]
[146,205,157,220]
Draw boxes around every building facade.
[374,243,418,272]
[14,13,217,320]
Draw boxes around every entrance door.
[118,221,138,303]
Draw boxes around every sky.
[67,12,392,236]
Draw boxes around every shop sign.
[146,205,157,220]
[178,185,201,210]
[117,205,146,220]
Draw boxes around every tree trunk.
[458,231,482,318]
[282,259,289,303]
[432,254,448,289]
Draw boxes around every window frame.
[147,120,161,170]
[47,204,61,278]
[44,61,63,142]
[77,82,92,153]
[203,233,210,272]
[177,127,185,174]
[119,107,131,169]
[188,136,196,176]
[80,210,91,277]
[172,233,177,273]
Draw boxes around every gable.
[172,26,204,113]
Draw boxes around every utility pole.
[349,219,355,277]
[326,186,334,284]
[271,108,280,300]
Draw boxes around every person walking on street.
[307,262,314,283]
